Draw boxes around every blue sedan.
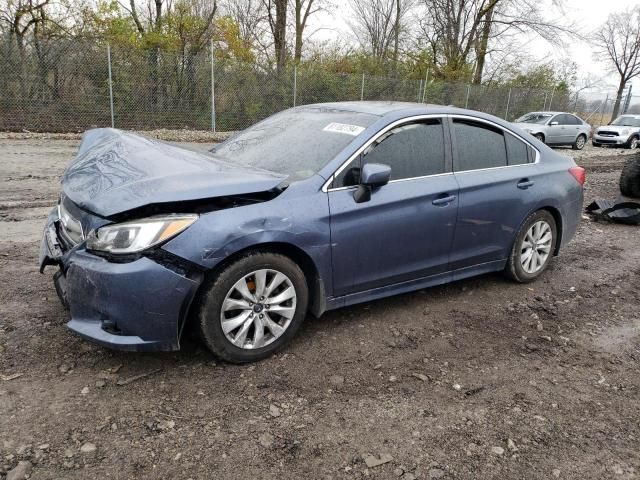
[40,102,585,362]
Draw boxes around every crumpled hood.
[62,128,287,217]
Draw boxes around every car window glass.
[568,115,581,125]
[505,133,532,166]
[334,119,446,187]
[550,115,562,125]
[453,119,507,171]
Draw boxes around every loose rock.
[6,461,32,480]
[258,433,274,448]
[80,442,96,454]
[329,375,344,387]
[269,404,281,417]
[362,453,393,468]
[491,446,505,455]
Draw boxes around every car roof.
[299,101,500,118]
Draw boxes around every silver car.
[592,115,640,149]
[513,112,592,150]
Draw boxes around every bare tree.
[293,0,325,63]
[349,0,413,64]
[594,6,640,120]
[417,0,572,82]
[263,0,287,71]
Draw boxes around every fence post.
[417,79,423,102]
[421,69,429,103]
[360,73,365,101]
[210,39,216,132]
[505,88,512,120]
[107,45,115,128]
[573,92,579,112]
[465,85,471,109]
[293,65,298,107]
[601,94,609,126]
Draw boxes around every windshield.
[611,116,640,127]
[211,107,378,181]
[515,113,553,125]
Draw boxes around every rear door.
[449,117,539,271]
[328,117,459,296]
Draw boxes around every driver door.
[328,118,459,297]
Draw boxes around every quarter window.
[505,133,535,165]
[334,119,446,187]
[452,119,507,171]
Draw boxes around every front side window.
[334,119,446,187]
[453,119,507,171]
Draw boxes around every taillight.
[569,166,586,186]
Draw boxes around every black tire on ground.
[196,252,309,363]
[572,134,587,150]
[505,210,558,284]
[620,155,640,198]
[534,133,545,143]
[625,136,639,150]
[592,141,602,147]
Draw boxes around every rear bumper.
[40,209,202,352]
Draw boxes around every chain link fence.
[0,40,581,133]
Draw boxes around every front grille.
[57,202,84,247]
[598,131,620,137]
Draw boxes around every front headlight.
[621,129,630,135]
[86,214,198,255]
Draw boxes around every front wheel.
[534,133,545,143]
[197,252,308,363]
[626,136,639,150]
[505,210,558,283]
[572,134,587,150]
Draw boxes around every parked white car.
[592,115,640,149]
[513,112,592,150]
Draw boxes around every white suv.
[593,115,640,149]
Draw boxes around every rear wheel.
[572,134,587,150]
[620,155,640,198]
[505,210,557,283]
[197,252,308,363]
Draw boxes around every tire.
[533,133,545,143]
[197,252,309,363]
[625,136,639,150]
[592,141,601,148]
[505,210,558,283]
[620,155,640,198]
[572,134,587,150]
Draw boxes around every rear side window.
[453,119,507,171]
[505,133,536,165]
[334,119,446,187]
[567,115,582,125]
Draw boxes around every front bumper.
[40,208,202,352]
[592,133,629,146]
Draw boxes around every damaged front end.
[40,128,291,352]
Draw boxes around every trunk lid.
[62,129,287,217]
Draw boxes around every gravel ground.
[1,139,639,480]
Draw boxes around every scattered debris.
[452,383,462,391]
[258,433,274,448]
[491,446,505,455]
[507,438,518,452]
[586,198,640,225]
[362,453,393,468]
[411,373,429,382]
[116,369,161,386]
[329,375,344,387]
[0,373,23,381]
[269,405,282,418]
[80,442,97,454]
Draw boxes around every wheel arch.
[190,242,327,324]
[540,206,563,256]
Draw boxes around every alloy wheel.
[220,269,297,349]
[576,135,586,149]
[631,138,639,149]
[520,220,553,274]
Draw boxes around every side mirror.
[353,163,391,203]
[549,121,559,126]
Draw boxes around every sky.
[309,0,639,100]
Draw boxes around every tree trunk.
[274,0,287,72]
[393,0,400,73]
[294,0,302,63]
[473,5,493,85]
[611,77,626,121]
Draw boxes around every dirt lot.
[1,138,639,480]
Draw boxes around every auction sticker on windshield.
[322,123,366,136]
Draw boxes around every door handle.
[432,195,457,206]
[517,179,535,189]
